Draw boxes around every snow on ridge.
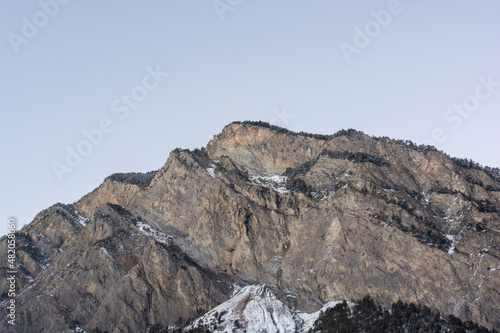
[248,173,289,194]
[206,160,220,179]
[298,300,347,333]
[75,211,89,226]
[185,284,346,333]
[185,285,295,332]
[231,283,242,297]
[100,247,115,261]
[207,165,216,178]
[136,221,172,244]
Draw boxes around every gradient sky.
[1,0,499,235]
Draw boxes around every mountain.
[1,121,499,332]
[181,284,340,333]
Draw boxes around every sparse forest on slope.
[311,296,497,333]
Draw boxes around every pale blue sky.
[1,0,499,235]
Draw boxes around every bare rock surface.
[1,122,499,332]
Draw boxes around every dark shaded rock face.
[1,122,499,332]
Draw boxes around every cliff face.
[1,122,499,332]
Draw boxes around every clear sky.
[1,0,499,235]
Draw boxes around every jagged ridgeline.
[1,121,499,332]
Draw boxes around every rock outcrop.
[1,121,499,332]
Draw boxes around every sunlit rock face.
[1,121,499,332]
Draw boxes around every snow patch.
[298,301,345,333]
[186,285,296,332]
[311,191,334,200]
[206,160,220,178]
[207,165,216,178]
[100,247,114,261]
[185,284,346,333]
[444,234,458,254]
[136,221,172,244]
[311,184,348,200]
[74,325,87,333]
[243,290,296,332]
[75,211,89,226]
[231,283,242,297]
[248,173,289,194]
[422,192,430,204]
[472,253,485,279]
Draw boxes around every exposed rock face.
[1,122,499,332]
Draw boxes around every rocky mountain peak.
[206,121,334,174]
[1,122,499,332]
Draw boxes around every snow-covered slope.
[182,285,343,333]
